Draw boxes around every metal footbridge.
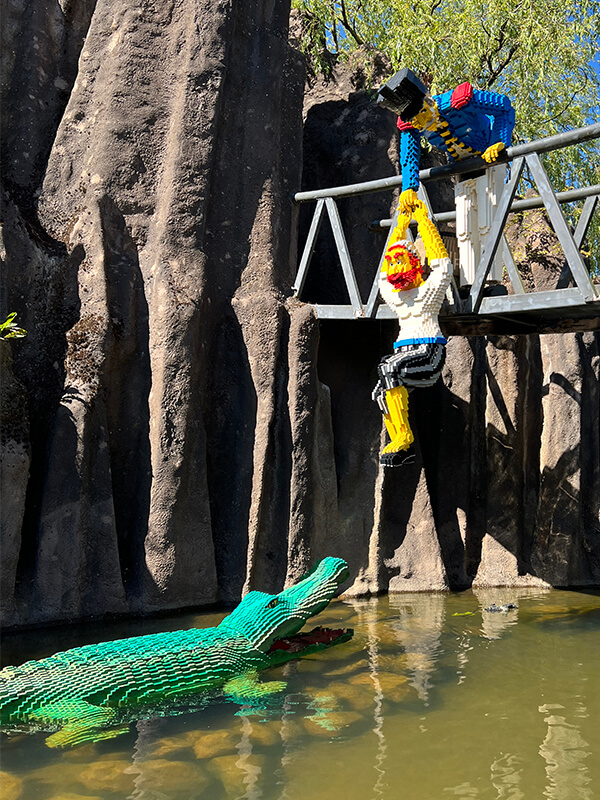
[292,123,600,335]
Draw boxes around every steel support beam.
[293,198,325,296]
[557,195,599,289]
[478,288,593,314]
[525,153,597,302]
[325,198,364,315]
[502,236,525,294]
[469,157,525,313]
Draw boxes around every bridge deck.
[313,294,600,336]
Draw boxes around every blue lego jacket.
[399,82,515,191]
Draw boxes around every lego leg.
[381,385,413,454]
[383,412,398,442]
[455,178,479,286]
[477,166,505,282]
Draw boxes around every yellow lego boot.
[381,386,415,467]
[383,410,398,443]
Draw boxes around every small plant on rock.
[0,313,27,340]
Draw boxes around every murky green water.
[1,587,599,799]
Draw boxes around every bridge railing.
[292,123,600,326]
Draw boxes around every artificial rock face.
[1,10,599,630]
[1,0,308,626]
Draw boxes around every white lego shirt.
[379,256,453,342]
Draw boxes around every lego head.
[384,241,424,291]
[409,95,438,131]
[377,68,440,132]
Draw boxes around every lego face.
[410,96,437,131]
[386,245,413,274]
[385,243,424,291]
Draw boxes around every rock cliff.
[1,2,598,628]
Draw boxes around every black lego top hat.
[377,68,428,121]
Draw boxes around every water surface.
[1,587,599,799]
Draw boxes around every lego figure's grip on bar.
[387,201,448,264]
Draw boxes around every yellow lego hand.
[389,205,412,246]
[482,142,506,163]
[398,189,419,214]
[412,200,429,222]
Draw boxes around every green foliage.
[0,313,26,340]
[292,0,600,274]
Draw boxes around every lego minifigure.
[378,69,515,285]
[372,201,453,467]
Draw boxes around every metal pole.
[294,124,600,203]
[293,199,325,296]
[525,152,598,301]
[556,195,599,289]
[325,198,364,315]
[370,184,600,229]
[508,123,600,159]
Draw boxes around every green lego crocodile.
[0,557,352,748]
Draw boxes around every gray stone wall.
[1,5,598,629]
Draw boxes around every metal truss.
[293,124,600,334]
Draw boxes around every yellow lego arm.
[412,201,448,261]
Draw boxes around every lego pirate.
[377,68,515,285]
[373,200,453,467]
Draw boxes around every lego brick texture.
[0,558,348,741]
[1,6,599,629]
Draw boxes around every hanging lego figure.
[373,200,453,467]
[377,68,515,286]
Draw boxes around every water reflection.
[455,629,473,686]
[538,704,593,800]
[442,782,480,797]
[386,593,445,702]
[233,717,264,800]
[360,598,388,799]
[489,752,524,799]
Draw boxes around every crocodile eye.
[266,598,279,609]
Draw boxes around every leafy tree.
[292,0,600,274]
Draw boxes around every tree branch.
[543,77,590,125]
[485,43,519,88]
[338,0,364,45]
[329,0,338,50]
[477,4,527,87]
